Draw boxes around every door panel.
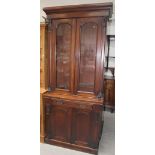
[72,109,91,147]
[71,108,102,148]
[79,22,97,92]
[74,17,104,95]
[49,19,76,92]
[45,103,71,142]
[56,23,71,89]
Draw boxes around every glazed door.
[74,17,105,96]
[48,19,76,92]
[45,103,72,142]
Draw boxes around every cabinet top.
[43,3,113,19]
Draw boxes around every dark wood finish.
[43,3,113,19]
[72,109,103,149]
[43,91,103,154]
[43,3,113,154]
[43,90,103,104]
[45,103,71,142]
[43,90,103,154]
[43,3,113,13]
[45,138,98,154]
[74,17,104,95]
[104,79,115,112]
[48,19,76,92]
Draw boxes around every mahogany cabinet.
[104,78,115,112]
[42,3,113,154]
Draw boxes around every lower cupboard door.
[71,109,92,147]
[45,104,71,142]
[71,109,102,148]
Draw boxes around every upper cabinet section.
[43,3,113,19]
[44,3,113,96]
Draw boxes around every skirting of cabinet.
[44,138,98,154]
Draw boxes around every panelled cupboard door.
[71,109,101,148]
[74,17,105,95]
[71,109,91,147]
[49,19,76,92]
[45,104,72,142]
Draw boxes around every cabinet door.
[45,103,71,142]
[48,19,76,92]
[74,17,106,95]
[71,109,91,147]
[71,109,102,148]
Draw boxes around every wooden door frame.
[74,17,106,96]
[48,19,76,92]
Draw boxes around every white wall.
[40,0,115,35]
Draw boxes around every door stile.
[74,19,80,94]
[70,19,76,93]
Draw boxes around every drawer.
[43,97,92,110]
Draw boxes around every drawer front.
[43,97,92,110]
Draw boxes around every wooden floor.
[40,111,115,155]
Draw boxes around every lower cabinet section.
[44,98,103,154]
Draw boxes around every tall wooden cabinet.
[42,3,113,154]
